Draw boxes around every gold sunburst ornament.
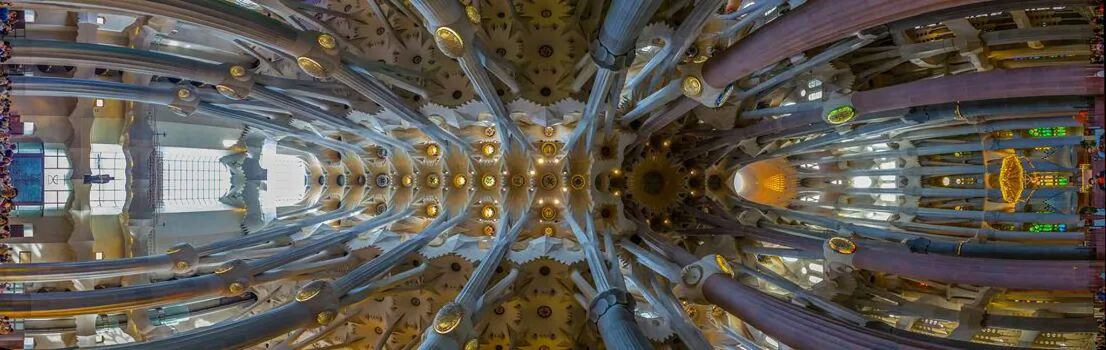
[481,174,497,189]
[540,142,558,156]
[426,144,441,157]
[426,173,442,188]
[540,206,557,221]
[481,205,497,219]
[482,143,497,156]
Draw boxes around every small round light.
[482,225,496,235]
[176,88,191,99]
[543,126,556,137]
[452,174,467,188]
[174,261,189,270]
[425,204,440,218]
[401,175,414,188]
[543,226,555,236]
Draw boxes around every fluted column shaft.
[103,214,465,350]
[701,274,962,350]
[701,0,990,88]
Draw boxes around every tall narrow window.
[1029,173,1071,187]
[1027,127,1067,138]
[261,153,308,208]
[158,147,233,213]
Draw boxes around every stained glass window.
[1028,223,1067,232]
[1027,127,1067,138]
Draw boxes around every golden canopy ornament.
[998,155,1024,203]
